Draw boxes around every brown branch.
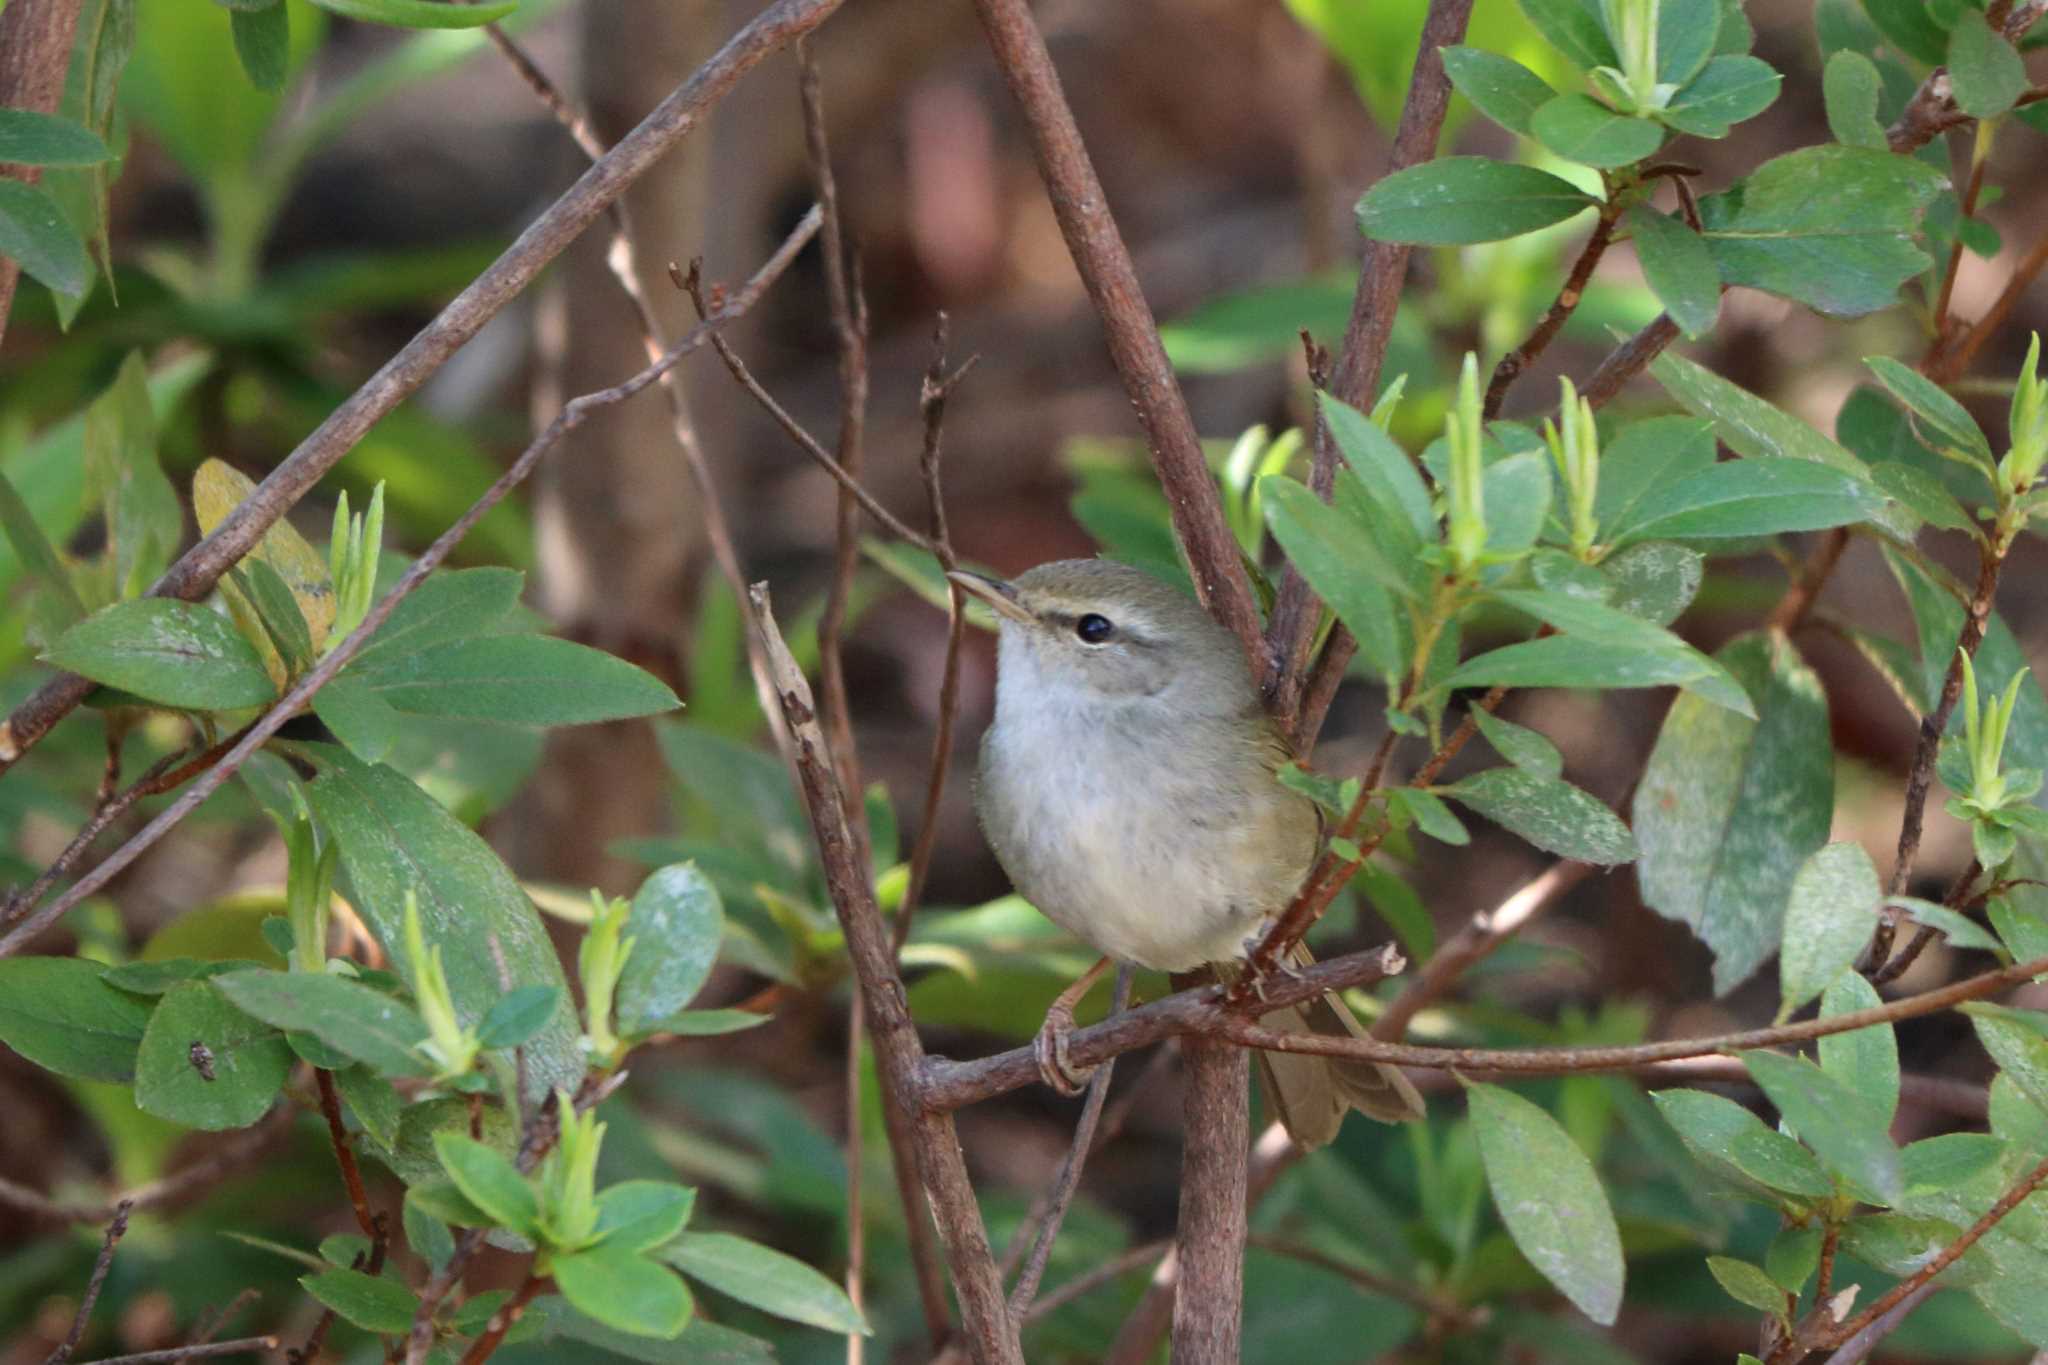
[0,212,821,961]
[1484,200,1624,420]
[1268,0,1475,735]
[1372,858,1593,1043]
[0,0,85,356]
[683,266,934,553]
[1821,1152,2048,1354]
[0,0,844,776]
[969,0,1264,670]
[457,1270,546,1365]
[893,318,977,961]
[1930,226,2048,385]
[1581,312,1683,409]
[46,1200,132,1364]
[0,1104,292,1224]
[1021,1239,1172,1325]
[1765,530,1853,635]
[1818,1284,1936,1365]
[752,586,1022,1365]
[1873,858,1982,988]
[1171,1016,1249,1363]
[314,1068,380,1246]
[1930,132,1992,346]
[918,944,1406,1111]
[1867,537,2006,974]
[845,997,869,1365]
[1006,968,1132,1315]
[922,944,2048,1111]
[74,1340,278,1364]
[473,2,797,767]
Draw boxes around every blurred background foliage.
[3,0,2048,1361]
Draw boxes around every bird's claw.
[1033,1003,1093,1097]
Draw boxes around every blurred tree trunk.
[0,0,86,354]
[508,0,727,891]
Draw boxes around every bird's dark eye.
[1075,613,1115,644]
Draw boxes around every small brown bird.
[954,559,1423,1147]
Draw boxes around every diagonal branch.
[0,0,844,777]
[969,0,1263,669]
[0,213,821,959]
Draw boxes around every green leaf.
[232,560,315,677]
[86,354,184,599]
[214,967,431,1077]
[1594,416,1718,540]
[102,957,264,995]
[1516,0,1617,69]
[1765,1226,1822,1293]
[1650,350,1886,489]
[1882,548,2048,772]
[1658,0,1720,83]
[135,981,291,1130]
[1818,971,1900,1123]
[320,1232,373,1267]
[1356,158,1598,246]
[1620,459,1886,543]
[345,634,680,727]
[1601,542,1704,627]
[0,956,153,1082]
[336,1063,403,1149]
[1444,635,1749,716]
[617,863,725,1040]
[404,1191,457,1270]
[1625,206,1719,338]
[1447,767,1636,865]
[305,0,513,28]
[0,179,90,294]
[1393,787,1471,846]
[1440,46,1555,136]
[435,1131,539,1235]
[1841,1212,1984,1285]
[1465,1080,1625,1324]
[1651,1088,1833,1197]
[349,566,524,668]
[1742,1050,1903,1204]
[1967,1005,2048,1112]
[1890,896,2002,952]
[662,1232,869,1334]
[1263,476,1411,682]
[1472,709,1563,779]
[1481,450,1555,558]
[1658,55,1781,137]
[1531,94,1664,168]
[1696,146,1946,316]
[1948,10,2028,118]
[479,985,562,1050]
[313,674,402,764]
[1634,633,1834,995]
[650,1009,770,1037]
[1319,393,1432,540]
[300,1268,420,1334]
[0,110,111,166]
[300,744,582,1100]
[537,1299,770,1363]
[555,1243,694,1339]
[46,600,277,709]
[1870,462,1976,533]
[1706,1256,1786,1317]
[594,1181,696,1254]
[1822,50,1888,148]
[1864,356,1993,466]
[1902,1133,2007,1195]
[1862,0,1949,64]
[1778,843,1881,1019]
[229,2,290,92]
[1486,588,1754,715]
[0,466,87,639]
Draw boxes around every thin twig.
[969,0,1264,669]
[1931,227,2048,385]
[1242,1236,1475,1327]
[0,212,821,961]
[1007,967,1132,1315]
[314,1068,380,1246]
[753,586,1022,1364]
[1765,530,1853,635]
[1483,200,1624,420]
[74,1340,278,1365]
[1580,312,1683,408]
[0,1104,293,1224]
[1873,857,1982,987]
[1819,1284,1937,1365]
[845,995,868,1365]
[456,1270,546,1365]
[1269,0,1475,735]
[1824,1152,2048,1354]
[920,943,2048,1111]
[1021,1239,1172,1324]
[1930,128,1992,347]
[0,0,845,777]
[47,1200,132,1364]
[893,317,977,959]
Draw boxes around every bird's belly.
[989,757,1269,973]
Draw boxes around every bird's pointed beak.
[947,570,1035,624]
